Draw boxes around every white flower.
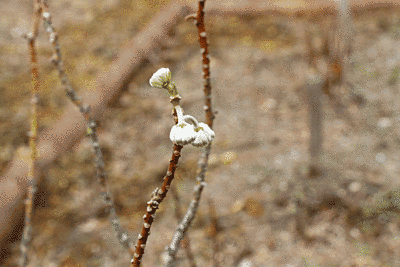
[192,123,215,147]
[169,106,215,147]
[170,122,197,146]
[149,68,171,88]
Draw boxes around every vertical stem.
[131,144,183,267]
[20,1,42,266]
[196,0,214,128]
[208,198,220,267]
[40,0,134,253]
[170,186,197,267]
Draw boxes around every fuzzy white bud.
[149,68,171,88]
[170,122,197,146]
[192,122,215,147]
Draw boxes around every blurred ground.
[2,0,400,266]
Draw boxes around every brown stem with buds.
[131,143,183,266]
[196,0,214,128]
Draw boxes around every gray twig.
[163,145,211,266]
[170,181,197,267]
[40,0,133,253]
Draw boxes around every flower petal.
[170,123,197,145]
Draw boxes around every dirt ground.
[3,0,400,266]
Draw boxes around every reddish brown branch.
[196,0,214,128]
[131,144,183,266]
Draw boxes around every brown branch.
[130,94,185,266]
[131,143,183,266]
[196,0,214,128]
[19,1,42,266]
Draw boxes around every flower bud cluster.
[169,107,215,147]
[149,68,215,147]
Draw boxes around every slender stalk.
[163,145,211,267]
[40,0,133,253]
[307,70,323,178]
[197,0,214,128]
[40,0,83,108]
[170,186,197,267]
[164,1,215,265]
[131,143,183,266]
[131,96,183,266]
[19,1,42,266]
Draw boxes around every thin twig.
[39,0,134,253]
[197,0,214,128]
[306,69,323,178]
[170,186,197,267]
[163,145,211,266]
[19,1,42,266]
[130,96,183,266]
[131,129,183,266]
[163,0,215,265]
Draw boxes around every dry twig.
[131,96,183,266]
[40,0,133,252]
[19,1,42,266]
[170,186,196,267]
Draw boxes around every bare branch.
[131,142,183,266]
[40,0,134,253]
[19,1,42,266]
[170,186,197,267]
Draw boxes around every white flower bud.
[192,122,215,147]
[170,122,197,146]
[149,68,171,88]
